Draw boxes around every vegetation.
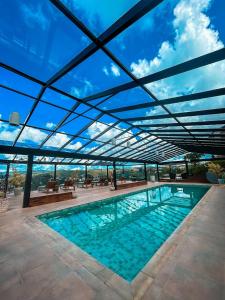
[208,162,224,178]
[9,168,24,188]
[185,152,202,165]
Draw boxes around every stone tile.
[163,265,224,300]
[0,183,225,300]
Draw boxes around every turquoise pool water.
[37,184,209,282]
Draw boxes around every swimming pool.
[37,184,210,282]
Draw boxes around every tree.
[185,152,202,166]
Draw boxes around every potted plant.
[9,168,24,196]
[208,163,224,184]
[0,191,9,213]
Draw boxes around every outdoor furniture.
[77,179,94,188]
[39,181,59,193]
[181,172,188,179]
[130,175,137,182]
[84,179,94,188]
[206,171,218,183]
[169,173,176,181]
[60,179,75,191]
[119,176,126,183]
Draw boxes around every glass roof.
[0,0,224,164]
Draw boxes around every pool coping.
[26,182,214,300]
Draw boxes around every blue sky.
[0,0,224,164]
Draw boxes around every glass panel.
[178,113,225,123]
[79,141,103,154]
[42,88,77,110]
[133,118,176,126]
[43,132,73,149]
[82,108,100,119]
[61,0,139,36]
[166,96,225,113]
[80,121,110,139]
[108,0,224,83]
[98,87,153,110]
[59,115,93,135]
[14,155,28,161]
[114,106,167,119]
[16,126,50,147]
[0,122,22,145]
[94,144,113,155]
[28,102,68,130]
[0,0,90,80]
[63,137,86,152]
[32,164,54,191]
[54,50,130,98]
[0,68,41,97]
[0,154,15,160]
[185,125,225,130]
[146,60,225,100]
[0,87,34,123]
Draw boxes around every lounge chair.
[119,176,126,183]
[61,179,75,191]
[181,172,188,179]
[169,173,176,181]
[39,181,59,193]
[84,179,94,188]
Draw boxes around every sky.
[0,0,224,168]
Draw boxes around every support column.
[4,163,10,197]
[54,164,57,180]
[85,165,88,180]
[144,163,147,181]
[185,160,189,175]
[113,161,117,190]
[23,154,33,208]
[156,164,160,182]
[106,165,109,181]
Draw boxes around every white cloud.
[46,122,56,129]
[20,3,49,31]
[111,63,121,77]
[102,66,109,76]
[0,122,82,150]
[18,127,47,144]
[65,141,82,150]
[0,123,20,141]
[102,63,121,77]
[71,79,94,98]
[130,0,225,124]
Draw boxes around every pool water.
[37,184,209,282]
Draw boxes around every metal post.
[4,163,10,197]
[157,164,160,182]
[106,165,109,181]
[23,154,33,208]
[113,161,117,190]
[54,164,57,180]
[144,163,147,181]
[85,165,88,180]
[122,165,125,175]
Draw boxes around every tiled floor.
[0,183,224,300]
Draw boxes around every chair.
[119,176,126,183]
[169,173,176,181]
[84,179,94,188]
[61,179,75,191]
[181,172,188,180]
[40,181,59,193]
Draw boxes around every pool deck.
[0,182,224,300]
